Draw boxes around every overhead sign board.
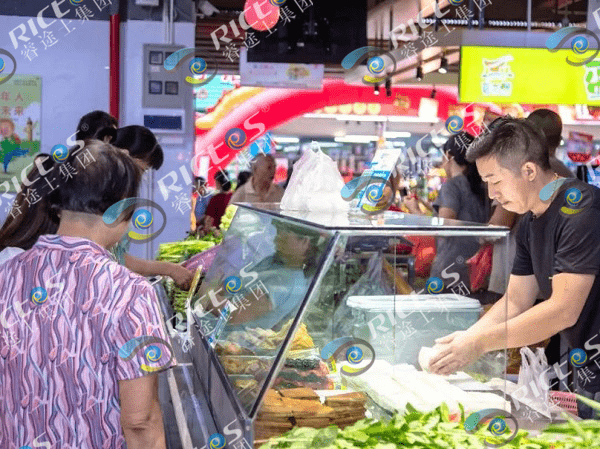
[460,46,600,105]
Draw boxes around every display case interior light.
[272,136,300,143]
[315,142,344,147]
[303,113,442,124]
[418,98,439,119]
[384,131,411,138]
[335,135,379,143]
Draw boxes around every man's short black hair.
[526,108,563,153]
[466,116,551,172]
[76,111,118,141]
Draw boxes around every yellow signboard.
[460,46,600,105]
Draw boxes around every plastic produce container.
[347,295,482,366]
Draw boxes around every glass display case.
[155,203,516,449]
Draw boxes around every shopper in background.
[231,154,284,203]
[99,125,193,289]
[0,154,57,264]
[429,118,600,418]
[75,110,118,140]
[404,132,490,292]
[526,109,574,178]
[190,176,211,234]
[0,120,194,289]
[0,107,120,255]
[202,170,233,233]
[236,170,251,191]
[0,141,174,448]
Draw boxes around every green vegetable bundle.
[219,205,237,233]
[259,402,600,449]
[156,239,216,263]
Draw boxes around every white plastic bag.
[514,347,555,417]
[280,143,350,211]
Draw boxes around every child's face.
[0,121,14,138]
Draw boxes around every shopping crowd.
[1,106,600,448]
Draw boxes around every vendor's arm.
[430,273,594,375]
[431,204,600,375]
[124,254,194,290]
[481,272,594,351]
[468,273,540,333]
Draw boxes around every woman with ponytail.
[0,154,59,264]
[404,131,491,292]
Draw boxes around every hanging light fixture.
[385,79,392,97]
[374,85,380,96]
[438,56,448,74]
[416,66,423,81]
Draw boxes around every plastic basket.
[549,391,578,415]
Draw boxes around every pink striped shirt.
[0,235,176,449]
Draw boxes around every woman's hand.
[403,196,421,215]
[167,263,195,290]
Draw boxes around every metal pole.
[468,0,474,29]
[479,0,485,29]
[527,0,532,31]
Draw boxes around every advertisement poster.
[460,46,600,105]
[0,75,41,191]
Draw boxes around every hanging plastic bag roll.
[280,142,350,211]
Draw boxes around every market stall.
[148,202,588,449]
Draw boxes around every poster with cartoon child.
[0,75,41,191]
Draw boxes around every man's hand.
[429,330,485,376]
[167,264,194,290]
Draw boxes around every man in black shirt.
[429,118,600,417]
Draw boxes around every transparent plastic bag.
[515,347,553,416]
[280,143,350,211]
[332,252,393,339]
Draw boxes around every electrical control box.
[143,43,191,110]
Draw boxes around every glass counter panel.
[192,206,335,414]
[266,228,511,435]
